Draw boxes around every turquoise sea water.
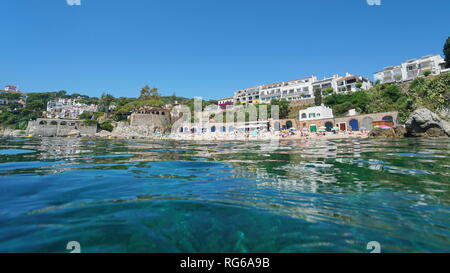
[0,137,449,253]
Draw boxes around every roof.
[236,75,316,92]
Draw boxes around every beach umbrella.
[319,129,326,132]
[332,127,340,131]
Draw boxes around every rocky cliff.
[405,108,450,137]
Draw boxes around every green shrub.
[423,70,432,77]
[99,121,114,132]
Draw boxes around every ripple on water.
[0,137,449,253]
[0,149,36,155]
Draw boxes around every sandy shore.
[166,131,369,141]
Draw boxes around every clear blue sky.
[1,0,448,100]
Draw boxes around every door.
[310,125,317,132]
[349,119,359,131]
[286,121,293,129]
[339,123,346,131]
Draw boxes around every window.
[309,113,316,118]
[301,113,307,119]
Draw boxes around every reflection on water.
[0,137,449,253]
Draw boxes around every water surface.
[0,137,449,253]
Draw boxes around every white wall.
[299,105,334,121]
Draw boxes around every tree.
[270,99,290,119]
[314,89,322,106]
[140,85,159,100]
[355,82,363,90]
[444,37,450,69]
[98,93,115,113]
[323,88,334,96]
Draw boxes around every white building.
[259,76,316,104]
[0,85,20,94]
[234,73,371,105]
[374,54,445,84]
[234,86,261,105]
[217,97,234,110]
[46,97,97,119]
[234,76,316,105]
[299,105,334,121]
[312,73,371,94]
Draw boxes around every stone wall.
[26,118,97,137]
[270,111,399,131]
[289,98,315,107]
[129,110,171,133]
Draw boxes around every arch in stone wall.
[382,115,393,122]
[211,126,216,133]
[39,120,47,125]
[362,117,374,130]
[274,122,281,131]
[325,122,333,132]
[286,120,293,129]
[60,121,67,126]
[50,121,58,126]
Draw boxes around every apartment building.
[234,87,261,105]
[234,76,316,105]
[234,73,371,105]
[217,97,234,110]
[374,54,445,84]
[259,76,316,104]
[312,73,371,94]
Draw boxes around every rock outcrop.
[67,129,81,137]
[105,121,166,139]
[369,126,407,138]
[405,108,450,137]
[1,129,27,137]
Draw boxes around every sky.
[0,0,449,100]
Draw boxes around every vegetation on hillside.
[1,62,449,131]
[323,73,449,122]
